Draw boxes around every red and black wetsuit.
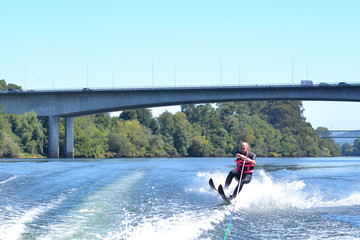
[224,151,256,198]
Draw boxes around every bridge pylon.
[48,115,74,158]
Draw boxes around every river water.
[1,157,360,240]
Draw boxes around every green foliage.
[7,111,44,155]
[341,143,354,156]
[158,111,177,155]
[178,101,340,158]
[0,107,22,157]
[265,100,305,131]
[74,116,107,158]
[352,139,360,156]
[94,113,111,132]
[64,101,353,158]
[108,132,132,157]
[268,152,278,157]
[339,139,360,156]
[319,138,341,157]
[0,80,22,91]
[0,80,6,91]
[1,132,21,158]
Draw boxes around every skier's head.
[239,142,249,155]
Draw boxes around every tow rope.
[224,157,246,240]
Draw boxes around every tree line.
[341,140,360,156]
[1,79,358,158]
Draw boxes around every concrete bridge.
[1,84,360,158]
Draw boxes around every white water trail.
[39,170,147,240]
[0,189,75,240]
[198,170,360,211]
[230,170,360,211]
[0,175,19,184]
[113,208,225,240]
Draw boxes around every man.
[225,142,256,200]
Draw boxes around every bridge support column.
[48,115,59,158]
[65,117,74,158]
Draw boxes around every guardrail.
[1,82,360,94]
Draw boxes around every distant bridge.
[317,130,360,138]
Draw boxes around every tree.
[181,104,224,154]
[173,112,192,156]
[0,79,22,91]
[188,135,211,157]
[1,132,21,158]
[319,138,341,157]
[6,83,22,91]
[280,133,300,157]
[123,120,152,157]
[352,139,360,156]
[94,113,111,132]
[74,116,107,158]
[0,107,22,157]
[147,134,166,157]
[120,109,153,127]
[8,111,45,155]
[0,80,6,90]
[316,127,331,138]
[265,100,305,132]
[158,111,177,155]
[108,132,132,157]
[120,108,160,134]
[341,143,354,156]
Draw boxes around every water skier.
[225,142,256,200]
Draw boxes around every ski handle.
[235,155,247,197]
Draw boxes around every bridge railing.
[2,82,360,93]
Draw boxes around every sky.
[0,0,359,130]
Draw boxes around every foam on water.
[0,189,75,240]
[110,208,226,240]
[197,170,360,211]
[0,175,20,184]
[37,169,232,240]
[38,170,147,240]
[111,168,360,240]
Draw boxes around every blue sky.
[0,1,359,130]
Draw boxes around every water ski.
[208,178,231,204]
[209,178,216,190]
